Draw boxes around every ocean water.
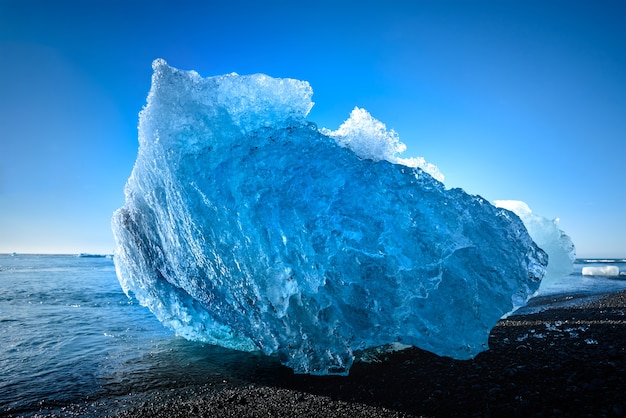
[1,254,624,416]
[0,254,282,417]
[537,258,626,296]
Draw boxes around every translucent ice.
[493,200,576,291]
[112,60,547,375]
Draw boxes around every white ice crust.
[322,107,445,182]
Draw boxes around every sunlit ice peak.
[321,107,445,183]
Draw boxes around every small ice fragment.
[582,266,620,277]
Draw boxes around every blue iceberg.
[112,59,547,375]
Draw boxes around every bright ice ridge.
[112,59,547,375]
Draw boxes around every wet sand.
[26,291,626,417]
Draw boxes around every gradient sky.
[0,0,624,257]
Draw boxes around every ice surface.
[494,200,575,292]
[112,60,547,375]
[582,266,620,277]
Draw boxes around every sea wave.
[577,259,626,264]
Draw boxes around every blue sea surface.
[0,254,279,416]
[537,258,626,296]
[0,254,624,415]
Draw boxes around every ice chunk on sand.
[112,60,547,375]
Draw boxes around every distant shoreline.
[0,253,114,257]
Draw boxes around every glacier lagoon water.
[111,60,550,375]
[0,254,286,416]
[1,254,624,415]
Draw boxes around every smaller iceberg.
[582,266,620,277]
[494,200,576,290]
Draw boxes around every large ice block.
[112,60,547,375]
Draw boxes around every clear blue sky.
[1,0,624,257]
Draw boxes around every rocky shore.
[27,291,626,418]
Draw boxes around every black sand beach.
[22,291,626,418]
